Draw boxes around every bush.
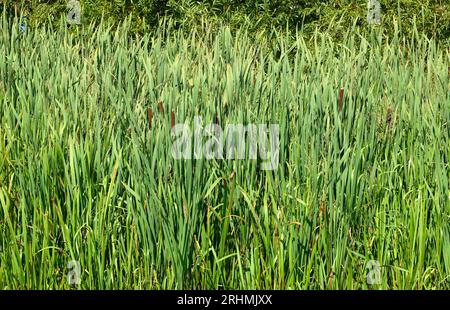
[2,0,449,43]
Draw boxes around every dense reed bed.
[0,15,449,289]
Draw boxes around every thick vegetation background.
[2,0,450,42]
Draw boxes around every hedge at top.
[2,1,450,43]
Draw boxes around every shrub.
[2,1,449,44]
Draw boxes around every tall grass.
[0,14,449,289]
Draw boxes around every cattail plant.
[0,12,448,290]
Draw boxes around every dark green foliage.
[2,1,449,46]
